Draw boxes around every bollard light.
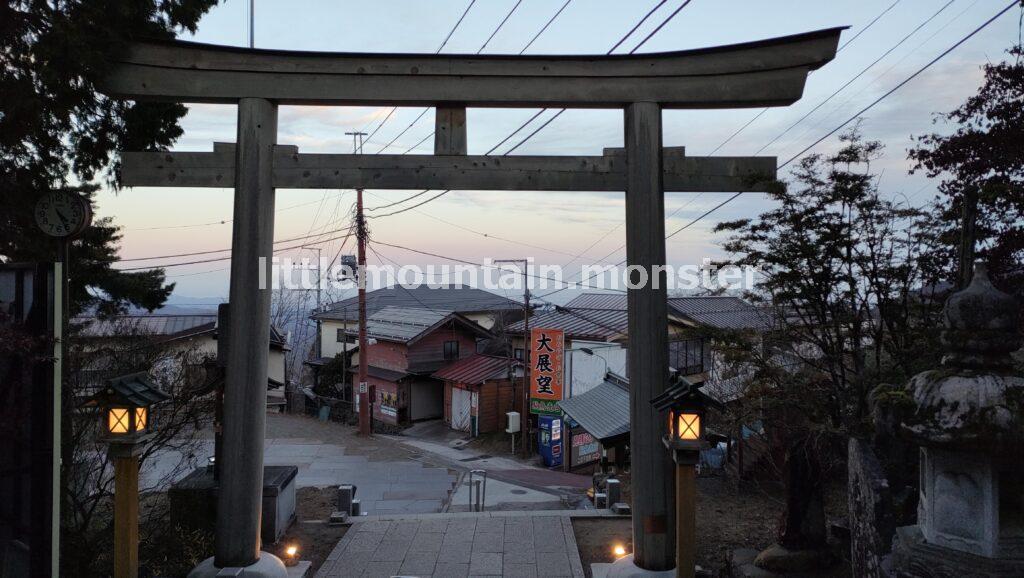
[284,544,299,567]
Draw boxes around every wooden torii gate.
[100,27,842,575]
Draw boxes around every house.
[72,314,291,404]
[433,354,523,435]
[557,372,631,472]
[313,284,523,354]
[562,293,775,402]
[554,293,777,477]
[308,285,525,394]
[505,300,697,398]
[344,306,495,425]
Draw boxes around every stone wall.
[848,438,896,578]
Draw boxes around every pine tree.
[1,0,220,315]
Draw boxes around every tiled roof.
[73,314,290,347]
[314,285,522,321]
[347,365,409,382]
[361,307,450,342]
[83,372,171,407]
[343,306,492,344]
[506,307,628,341]
[432,354,518,385]
[73,314,217,337]
[564,293,774,331]
[558,372,631,442]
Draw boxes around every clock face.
[35,192,90,237]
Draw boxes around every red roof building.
[433,354,523,435]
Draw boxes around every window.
[514,348,524,361]
[336,328,345,342]
[443,340,460,360]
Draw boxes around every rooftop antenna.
[248,0,254,48]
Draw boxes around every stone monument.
[892,263,1024,577]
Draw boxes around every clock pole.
[34,190,92,578]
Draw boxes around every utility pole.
[248,0,254,49]
[312,247,322,359]
[495,259,530,457]
[346,130,370,437]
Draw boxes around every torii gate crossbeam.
[99,27,842,576]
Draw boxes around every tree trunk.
[778,433,826,550]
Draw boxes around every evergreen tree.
[1,0,220,315]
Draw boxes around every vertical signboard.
[529,328,564,415]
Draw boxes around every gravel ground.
[574,476,784,575]
[266,486,347,574]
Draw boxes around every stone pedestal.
[892,525,1024,578]
[187,552,288,577]
[169,466,298,546]
[604,554,675,577]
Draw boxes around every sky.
[96,0,1024,302]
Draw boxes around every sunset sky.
[97,0,1024,302]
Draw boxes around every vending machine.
[537,414,563,467]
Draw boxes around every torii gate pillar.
[624,102,675,571]
[191,98,288,576]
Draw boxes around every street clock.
[34,191,92,238]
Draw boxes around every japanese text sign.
[529,328,564,413]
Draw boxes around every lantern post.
[82,372,169,578]
[652,376,722,578]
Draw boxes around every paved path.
[316,513,587,577]
[144,436,458,516]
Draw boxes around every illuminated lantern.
[651,374,722,464]
[81,372,169,578]
[651,373,724,578]
[83,372,170,446]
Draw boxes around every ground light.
[613,544,628,558]
[283,544,299,567]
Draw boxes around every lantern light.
[613,544,627,558]
[81,372,169,447]
[652,373,723,463]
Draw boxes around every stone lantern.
[892,264,1024,577]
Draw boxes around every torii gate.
[100,27,842,576]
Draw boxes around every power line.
[371,239,627,294]
[367,0,527,155]
[368,0,695,216]
[775,0,981,162]
[554,0,1012,295]
[365,191,606,261]
[479,0,524,52]
[703,0,904,158]
[128,192,348,231]
[663,0,1020,244]
[119,225,354,262]
[359,0,478,142]
[752,0,956,156]
[116,230,354,271]
[520,0,573,54]
[781,0,1018,169]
